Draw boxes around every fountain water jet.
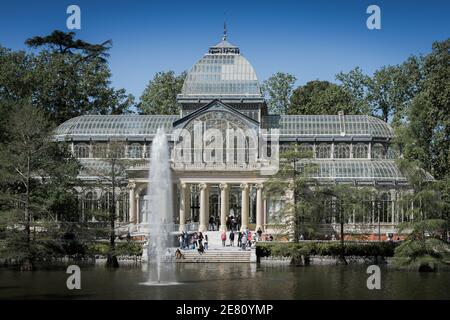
[140,128,178,286]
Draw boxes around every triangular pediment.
[173,99,259,129]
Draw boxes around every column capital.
[219,183,229,190]
[256,183,264,190]
[128,181,136,189]
[181,182,189,190]
[199,182,208,190]
[240,183,249,191]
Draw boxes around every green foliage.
[256,242,397,258]
[86,241,142,256]
[0,30,135,125]
[261,72,296,114]
[0,102,80,266]
[288,80,367,115]
[138,71,186,115]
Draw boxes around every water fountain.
[140,128,178,286]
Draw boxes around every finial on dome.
[223,21,227,41]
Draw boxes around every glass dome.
[180,40,262,98]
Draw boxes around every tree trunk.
[21,155,34,271]
[106,160,119,269]
[339,203,347,265]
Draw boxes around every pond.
[0,263,449,300]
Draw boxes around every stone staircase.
[176,249,254,263]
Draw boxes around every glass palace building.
[54,34,414,239]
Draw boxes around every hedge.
[86,241,143,256]
[256,241,398,258]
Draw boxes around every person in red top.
[221,231,227,247]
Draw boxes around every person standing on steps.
[229,230,235,246]
[204,234,208,250]
[237,231,242,247]
[256,227,262,241]
[221,230,227,247]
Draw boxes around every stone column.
[219,183,229,231]
[136,195,140,223]
[129,182,136,223]
[240,183,250,231]
[199,183,209,232]
[256,183,264,232]
[179,183,190,232]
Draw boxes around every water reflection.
[0,264,449,300]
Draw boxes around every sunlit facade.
[54,34,415,239]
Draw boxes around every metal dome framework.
[54,115,180,141]
[263,115,394,138]
[179,38,262,98]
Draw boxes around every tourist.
[299,233,304,241]
[331,234,336,241]
[204,234,209,250]
[268,234,273,241]
[256,227,262,241]
[221,230,227,247]
[208,216,214,231]
[247,230,252,248]
[229,230,235,246]
[236,216,241,230]
[226,216,231,231]
[198,243,204,255]
[237,231,242,247]
[178,233,183,248]
[198,232,204,247]
[175,248,185,259]
[183,231,189,249]
[193,232,198,249]
[241,233,247,250]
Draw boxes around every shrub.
[256,241,397,258]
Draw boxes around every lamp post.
[377,200,381,241]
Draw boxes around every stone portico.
[127,176,268,233]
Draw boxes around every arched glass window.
[316,144,331,159]
[101,192,114,212]
[74,143,90,158]
[386,145,399,159]
[353,143,369,159]
[372,143,386,159]
[84,191,98,221]
[128,143,143,158]
[144,144,151,158]
[92,143,108,158]
[334,143,351,159]
[299,143,314,157]
[378,192,392,223]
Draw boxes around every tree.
[25,30,112,63]
[336,58,423,125]
[394,158,449,271]
[264,144,323,241]
[0,30,135,125]
[320,184,374,263]
[83,140,139,268]
[261,72,296,114]
[288,80,366,115]
[336,67,371,115]
[0,102,79,270]
[138,71,186,115]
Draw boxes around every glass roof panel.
[54,115,180,139]
[263,115,394,138]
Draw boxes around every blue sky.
[0,0,448,100]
